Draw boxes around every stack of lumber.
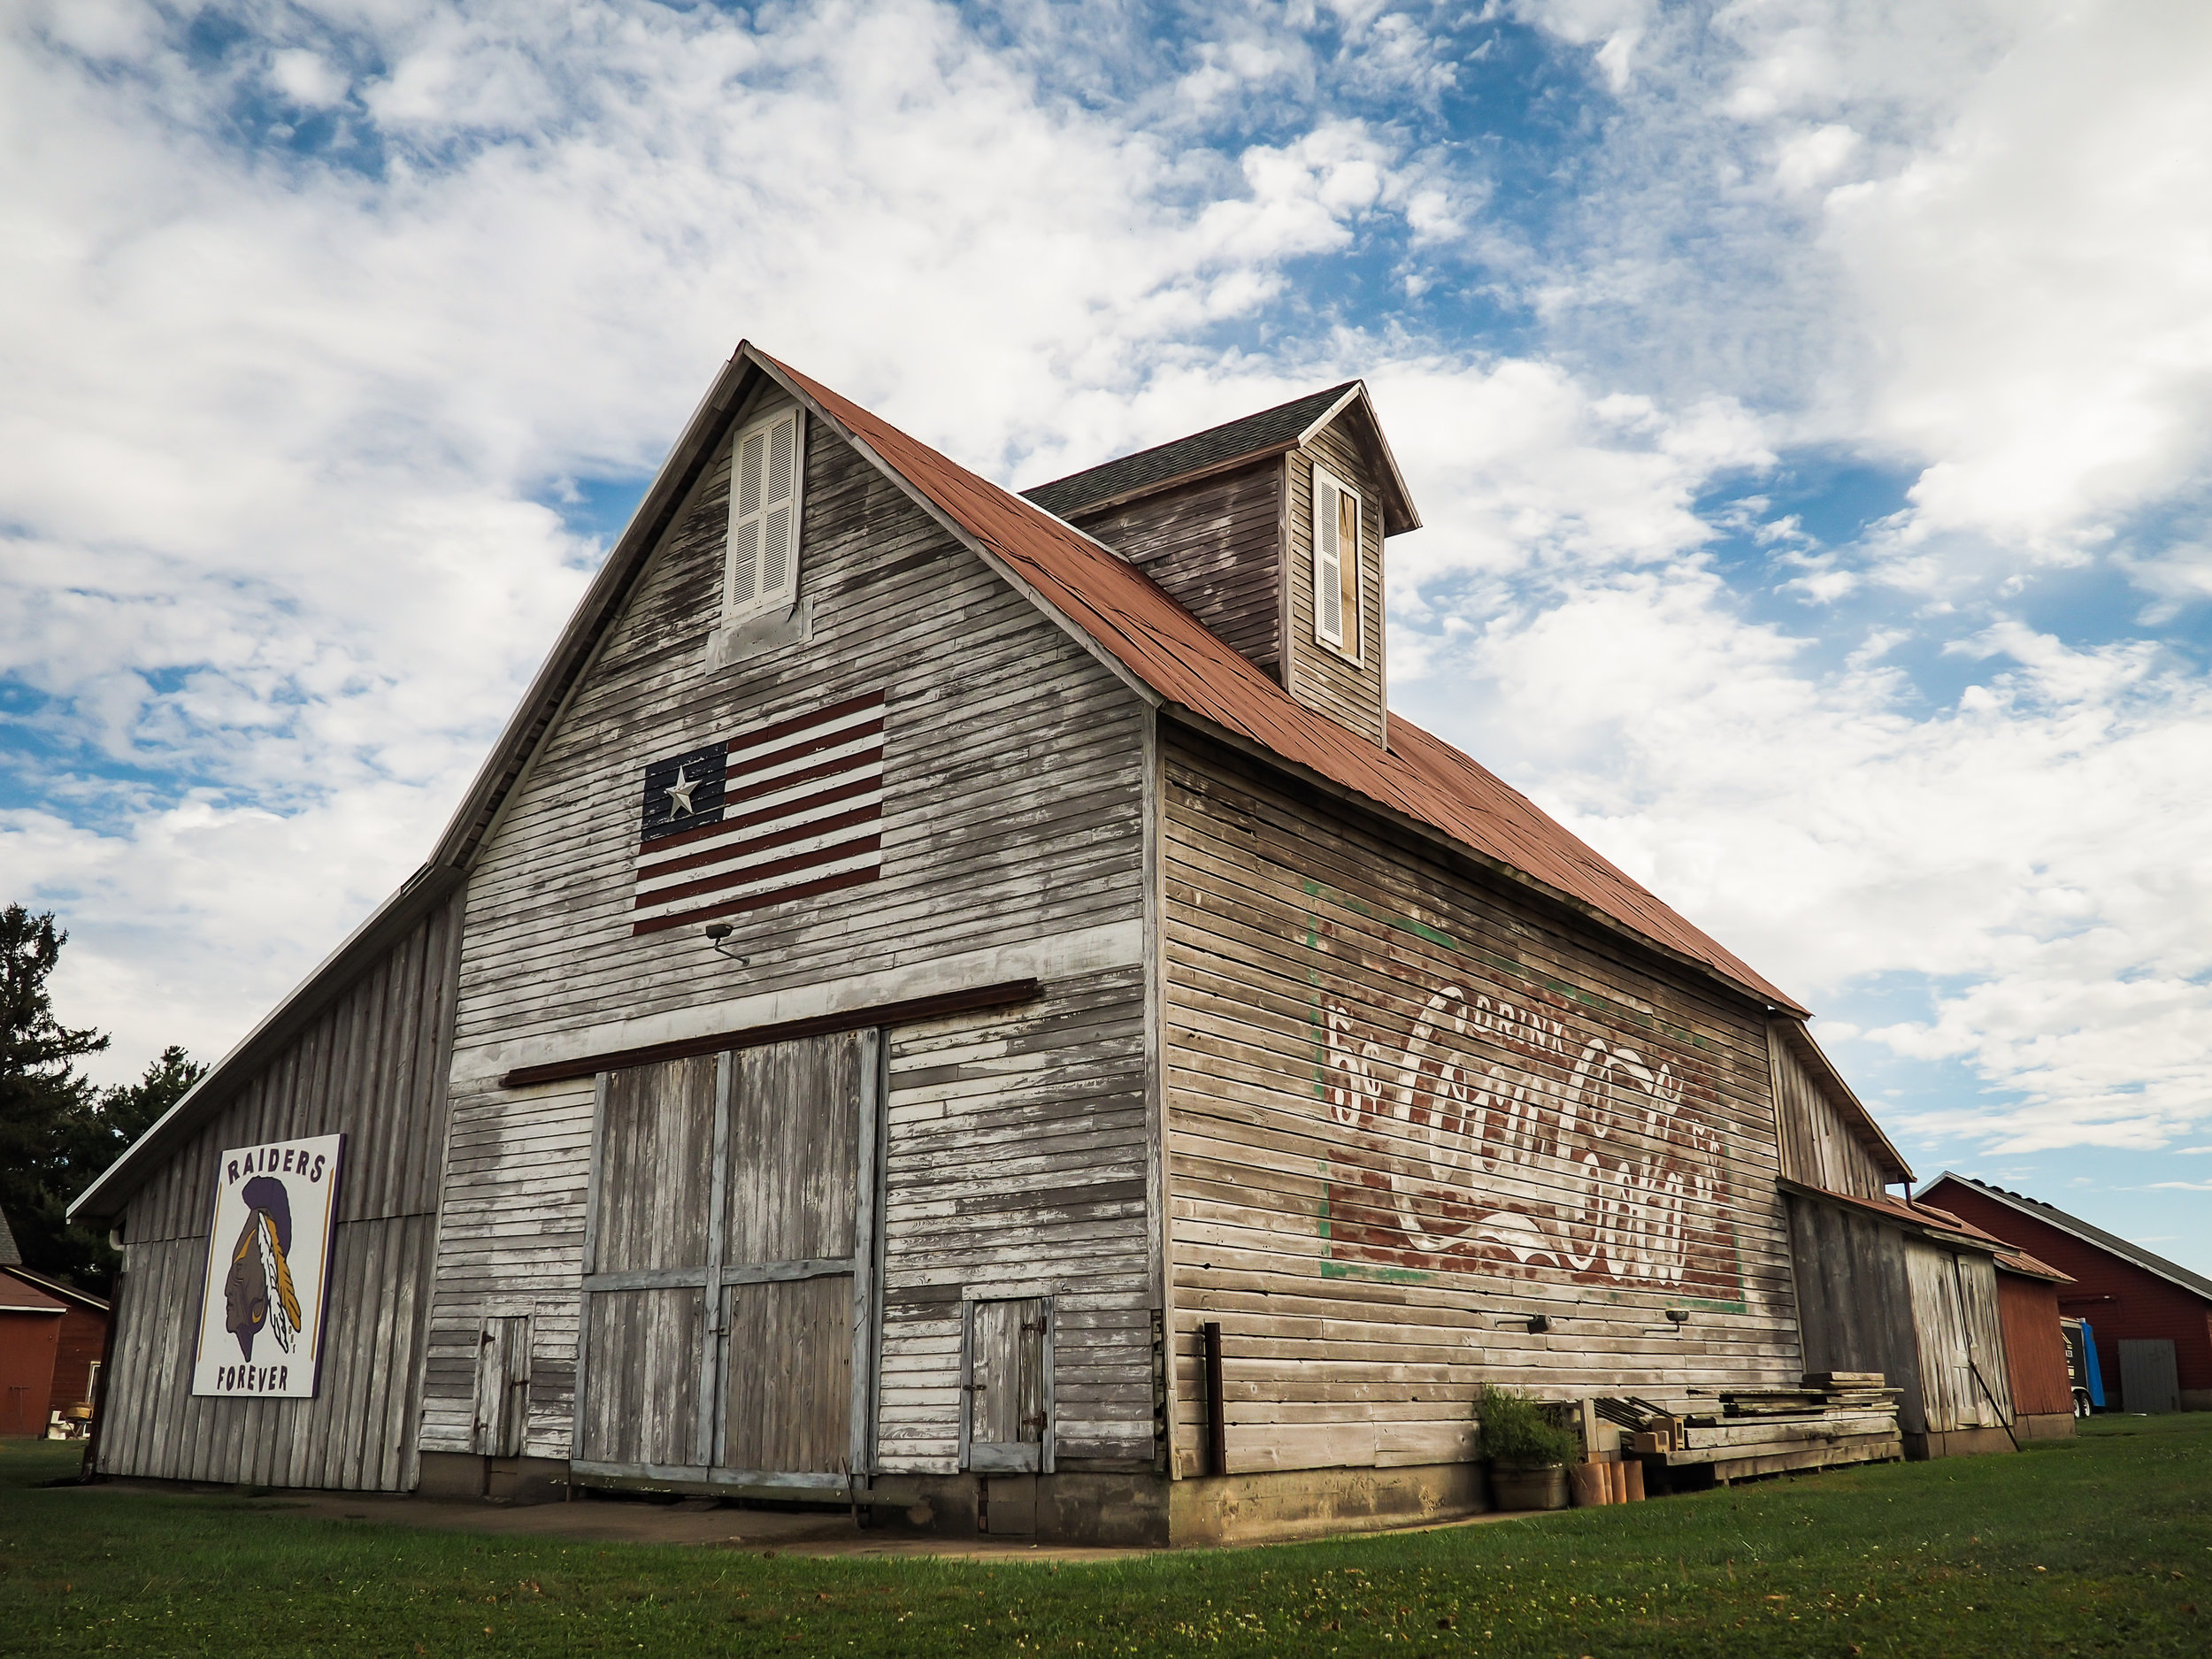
[1601,1373,1904,1485]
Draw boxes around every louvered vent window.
[1312,465,1361,656]
[726,406,805,623]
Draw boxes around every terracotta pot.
[1489,1462,1570,1511]
[1570,1460,1612,1507]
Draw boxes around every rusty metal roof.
[767,351,1805,1015]
[1783,1179,2021,1255]
[1992,1248,2073,1285]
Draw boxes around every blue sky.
[5,0,2211,1271]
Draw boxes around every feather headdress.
[254,1212,303,1353]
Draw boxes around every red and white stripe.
[631,691,885,935]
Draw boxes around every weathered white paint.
[452,920,1142,1084]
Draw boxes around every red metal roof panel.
[768,353,1805,1015]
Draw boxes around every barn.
[1922,1172,2212,1416]
[72,346,2024,1541]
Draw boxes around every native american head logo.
[222,1175,303,1363]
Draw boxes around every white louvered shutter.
[1313,470,1345,648]
[726,408,803,620]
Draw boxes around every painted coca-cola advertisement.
[1313,916,1747,1307]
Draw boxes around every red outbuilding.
[1920,1173,2212,1414]
[0,1210,112,1437]
[1989,1248,2078,1439]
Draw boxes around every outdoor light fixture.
[1482,1309,1555,1334]
[1665,1309,1691,1324]
[703,922,749,964]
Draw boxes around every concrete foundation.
[417,1452,571,1504]
[2015,1412,2077,1442]
[428,1457,1495,1547]
[1167,1461,1490,1546]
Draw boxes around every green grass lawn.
[4,1417,2208,1657]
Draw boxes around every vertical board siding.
[577,1288,704,1465]
[878,968,1153,1475]
[730,1039,860,1264]
[1906,1242,2013,1432]
[99,892,460,1491]
[723,1275,854,1472]
[1783,1194,1928,1435]
[1163,733,1801,1475]
[1768,1025,1890,1199]
[1995,1273,2075,1418]
[1283,423,1386,746]
[1074,464,1283,673]
[596,1056,718,1274]
[427,413,1149,1464]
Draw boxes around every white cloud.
[0,0,1451,1079]
[6,0,2212,1198]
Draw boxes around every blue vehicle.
[2062,1317,2106,1414]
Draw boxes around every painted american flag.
[631,690,886,936]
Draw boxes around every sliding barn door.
[718,1035,865,1476]
[573,1033,879,1489]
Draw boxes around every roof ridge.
[1019,381,1359,518]
[1930,1171,2212,1302]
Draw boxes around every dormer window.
[1311,464,1360,657]
[725,406,804,625]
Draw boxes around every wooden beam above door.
[496,979,1041,1088]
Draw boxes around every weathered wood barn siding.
[1905,1240,2013,1433]
[1070,465,1283,675]
[1282,421,1387,745]
[1782,1197,1928,1434]
[1767,1025,1891,1198]
[98,891,462,1488]
[420,399,1154,1466]
[878,968,1153,1474]
[1160,730,1801,1477]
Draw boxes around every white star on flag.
[664,766,701,817]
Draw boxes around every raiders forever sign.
[190,1133,344,1398]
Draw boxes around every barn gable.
[419,363,1157,1486]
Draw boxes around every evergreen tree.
[0,905,203,1294]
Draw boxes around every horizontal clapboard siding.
[1074,462,1282,673]
[431,410,1151,1462]
[1162,730,1801,1476]
[877,967,1153,1475]
[1284,423,1386,746]
[418,1074,595,1456]
[100,889,462,1489]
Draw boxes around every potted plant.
[1477,1384,1576,1511]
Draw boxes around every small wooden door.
[575,1033,879,1489]
[472,1317,531,1458]
[962,1296,1053,1473]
